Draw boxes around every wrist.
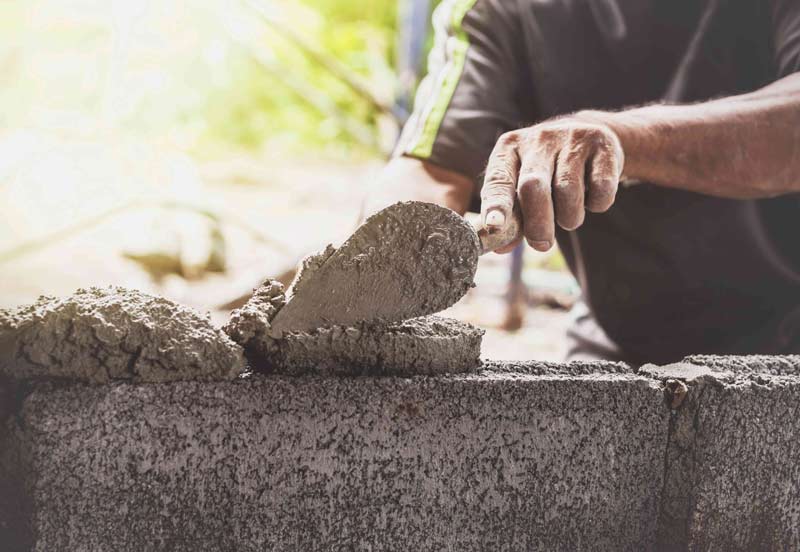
[366,157,473,217]
[574,109,645,181]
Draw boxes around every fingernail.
[531,240,551,251]
[485,210,505,227]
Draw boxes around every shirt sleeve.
[771,0,800,76]
[394,0,529,187]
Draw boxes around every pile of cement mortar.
[0,287,245,384]
[225,279,484,376]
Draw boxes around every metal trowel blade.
[267,201,481,337]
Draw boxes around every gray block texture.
[1,362,667,552]
[3,355,800,551]
[648,356,800,551]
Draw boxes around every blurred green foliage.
[1,0,442,159]
[201,0,405,157]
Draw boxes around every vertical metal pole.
[502,242,527,331]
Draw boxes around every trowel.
[268,201,523,337]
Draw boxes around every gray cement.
[225,278,484,375]
[263,316,483,376]
[0,362,668,551]
[0,287,245,384]
[268,201,480,336]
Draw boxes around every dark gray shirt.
[396,0,800,364]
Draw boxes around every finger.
[481,133,520,230]
[586,138,622,212]
[518,146,555,252]
[553,142,588,230]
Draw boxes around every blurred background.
[0,0,579,360]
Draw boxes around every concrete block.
[1,361,668,551]
[650,356,800,551]
[5,355,800,551]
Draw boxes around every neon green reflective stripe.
[408,0,478,158]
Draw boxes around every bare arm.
[481,73,800,252]
[587,72,800,199]
[361,156,474,219]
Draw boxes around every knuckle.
[584,126,603,141]
[569,127,589,142]
[497,131,519,147]
[564,141,586,161]
[518,173,550,196]
[536,127,560,142]
[554,173,577,191]
[595,129,620,153]
[594,136,614,154]
[580,128,607,150]
[591,153,619,177]
[483,171,514,191]
[480,187,513,208]
[481,163,516,197]
[484,150,516,186]
[572,124,610,148]
[481,186,512,200]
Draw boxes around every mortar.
[224,278,484,376]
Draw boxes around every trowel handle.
[476,203,524,254]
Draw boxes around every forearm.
[582,73,800,199]
[361,157,474,220]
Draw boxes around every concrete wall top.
[3,356,800,551]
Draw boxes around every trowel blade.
[267,201,481,337]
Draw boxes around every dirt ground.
[0,133,575,361]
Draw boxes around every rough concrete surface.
[225,278,483,375]
[684,354,800,376]
[268,201,480,335]
[1,363,668,551]
[650,355,800,551]
[0,287,245,384]
[3,353,800,550]
[685,375,800,550]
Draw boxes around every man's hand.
[480,116,625,253]
[361,156,474,220]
